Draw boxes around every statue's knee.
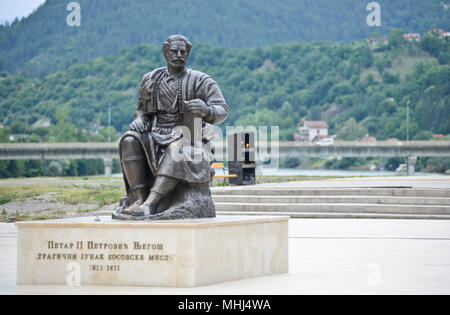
[122,136,138,146]
[121,136,142,157]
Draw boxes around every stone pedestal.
[16,216,289,287]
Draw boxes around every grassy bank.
[0,175,346,221]
[0,177,125,221]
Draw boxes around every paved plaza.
[256,175,450,189]
[1,218,449,295]
[1,176,449,295]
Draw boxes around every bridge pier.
[406,156,417,176]
[103,158,113,177]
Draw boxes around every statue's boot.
[113,188,146,219]
[120,187,148,215]
[118,136,151,216]
[139,176,179,217]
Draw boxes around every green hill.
[1,30,449,144]
[1,0,449,77]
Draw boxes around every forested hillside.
[1,0,449,77]
[1,29,449,177]
[1,29,449,144]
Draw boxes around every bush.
[280,158,301,169]
[384,158,402,171]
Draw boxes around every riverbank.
[0,175,340,222]
[0,177,124,222]
[1,173,449,222]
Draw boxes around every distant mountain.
[1,0,449,77]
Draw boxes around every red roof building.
[403,33,421,41]
[361,136,377,143]
[298,121,329,142]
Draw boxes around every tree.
[0,127,10,142]
[421,33,443,57]
[388,29,405,50]
[352,45,373,68]
[382,71,399,84]
[2,0,449,77]
[1,31,450,175]
[376,98,397,116]
[10,121,28,134]
[336,118,368,141]
[413,130,433,140]
[49,105,78,142]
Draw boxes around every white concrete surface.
[1,218,450,295]
[256,176,450,189]
[16,216,288,287]
[211,176,450,219]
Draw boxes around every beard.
[168,59,186,70]
[164,50,188,71]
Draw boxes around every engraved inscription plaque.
[16,216,289,287]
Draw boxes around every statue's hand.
[130,116,150,133]
[184,99,210,118]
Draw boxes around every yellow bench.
[212,162,237,184]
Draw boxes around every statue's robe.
[117,67,229,220]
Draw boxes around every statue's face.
[164,41,189,70]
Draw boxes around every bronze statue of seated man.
[112,35,229,221]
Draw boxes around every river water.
[253,168,447,177]
[113,168,448,178]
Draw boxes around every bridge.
[0,141,449,176]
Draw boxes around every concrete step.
[214,202,450,215]
[216,211,450,220]
[84,209,450,220]
[211,187,450,198]
[212,195,450,206]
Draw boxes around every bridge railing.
[0,141,449,176]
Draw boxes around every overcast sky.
[0,0,46,23]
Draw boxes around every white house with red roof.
[297,121,329,142]
[403,33,421,41]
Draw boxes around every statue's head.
[162,35,192,71]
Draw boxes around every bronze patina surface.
[113,35,229,221]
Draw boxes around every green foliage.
[1,0,449,77]
[413,130,433,140]
[382,71,400,84]
[335,118,368,141]
[280,158,302,169]
[1,27,450,176]
[325,158,369,170]
[0,181,125,214]
[384,158,402,171]
[377,98,397,116]
[1,36,449,142]
[421,33,444,57]
[388,29,405,49]
[10,121,28,134]
[422,158,450,173]
[0,159,106,179]
[0,127,10,142]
